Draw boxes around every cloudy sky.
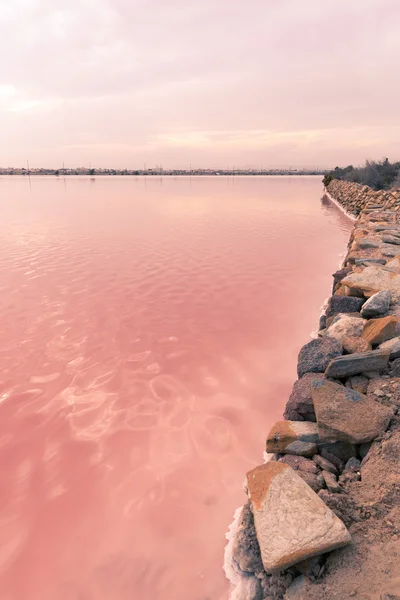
[1,0,399,169]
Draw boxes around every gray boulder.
[297,337,342,378]
[326,295,365,318]
[361,290,391,318]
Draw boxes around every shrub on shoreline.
[323,158,400,190]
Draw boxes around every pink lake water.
[0,176,353,600]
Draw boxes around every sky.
[0,0,399,169]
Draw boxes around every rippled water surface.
[0,176,352,600]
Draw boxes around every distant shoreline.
[0,171,327,177]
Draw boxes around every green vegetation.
[323,158,400,190]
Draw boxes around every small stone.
[361,290,392,318]
[326,295,364,317]
[297,471,325,492]
[342,336,371,354]
[347,375,369,394]
[279,455,319,474]
[266,421,319,454]
[322,471,342,493]
[319,314,327,330]
[246,462,351,573]
[283,373,324,422]
[325,349,390,378]
[356,237,380,248]
[362,316,399,345]
[345,457,361,472]
[311,379,394,444]
[313,454,338,475]
[297,337,342,379]
[319,448,344,471]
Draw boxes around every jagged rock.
[379,336,400,359]
[232,503,263,573]
[318,441,357,463]
[313,454,338,475]
[311,379,394,443]
[342,336,371,354]
[279,455,319,474]
[297,471,325,492]
[297,337,342,378]
[266,421,319,454]
[346,375,369,394]
[326,295,365,317]
[341,266,392,296]
[332,267,353,292]
[322,470,342,493]
[283,441,318,457]
[326,315,366,342]
[325,348,390,378]
[356,237,380,248]
[344,457,361,472]
[283,373,324,422]
[319,314,327,330]
[382,235,400,245]
[361,290,392,318]
[246,462,351,573]
[362,316,399,345]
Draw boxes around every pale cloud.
[0,0,399,168]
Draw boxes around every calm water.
[0,176,352,600]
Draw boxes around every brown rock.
[283,373,324,422]
[322,471,342,493]
[347,375,369,394]
[342,336,371,354]
[266,421,319,454]
[311,379,394,444]
[362,316,399,345]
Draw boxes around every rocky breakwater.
[326,179,400,218]
[226,190,400,600]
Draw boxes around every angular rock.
[232,503,263,574]
[284,441,318,457]
[246,462,351,573]
[313,454,338,475]
[325,348,390,378]
[332,267,352,293]
[283,373,324,422]
[361,290,391,318]
[342,336,371,354]
[279,454,319,474]
[322,471,342,493]
[389,358,400,377]
[346,375,369,394]
[344,457,361,472]
[318,314,327,331]
[326,295,364,318]
[297,471,325,493]
[311,379,393,444]
[297,337,342,379]
[382,235,400,245]
[381,244,400,258]
[379,336,400,359]
[319,448,344,472]
[356,237,380,249]
[266,421,319,454]
[385,257,400,273]
[326,315,366,342]
[362,316,398,345]
[341,266,392,296]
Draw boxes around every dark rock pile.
[227,182,400,600]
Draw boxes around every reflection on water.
[0,176,352,600]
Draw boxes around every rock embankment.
[226,180,400,600]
